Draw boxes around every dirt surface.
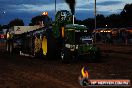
[0,44,132,88]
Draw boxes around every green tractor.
[60,24,101,62]
[52,10,101,62]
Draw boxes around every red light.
[0,34,6,39]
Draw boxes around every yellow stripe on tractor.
[42,36,47,55]
[61,27,64,38]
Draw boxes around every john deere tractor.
[59,24,100,62]
[53,10,101,62]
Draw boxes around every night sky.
[0,0,132,25]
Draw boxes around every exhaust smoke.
[65,0,76,15]
[65,0,76,24]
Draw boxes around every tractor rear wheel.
[6,40,13,53]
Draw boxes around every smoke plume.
[65,0,76,15]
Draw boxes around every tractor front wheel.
[61,48,72,63]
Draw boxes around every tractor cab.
[64,24,92,45]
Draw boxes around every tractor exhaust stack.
[73,15,74,25]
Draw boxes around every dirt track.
[0,44,132,88]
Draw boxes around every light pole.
[94,0,96,30]
[94,0,97,43]
[55,0,57,15]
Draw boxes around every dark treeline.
[0,18,24,30]
[0,3,132,30]
[75,3,132,29]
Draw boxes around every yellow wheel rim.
[42,36,47,55]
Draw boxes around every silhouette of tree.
[106,14,122,28]
[28,23,34,26]
[96,14,106,28]
[75,18,83,25]
[30,15,43,25]
[79,3,132,29]
[8,18,24,27]
[83,18,95,29]
[0,25,9,32]
[120,3,132,27]
[30,15,51,26]
[0,25,2,31]
[1,25,9,29]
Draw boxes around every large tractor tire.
[33,36,44,58]
[6,41,9,52]
[39,36,47,59]
[6,40,13,53]
[34,35,48,59]
[45,29,59,59]
[42,36,47,56]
